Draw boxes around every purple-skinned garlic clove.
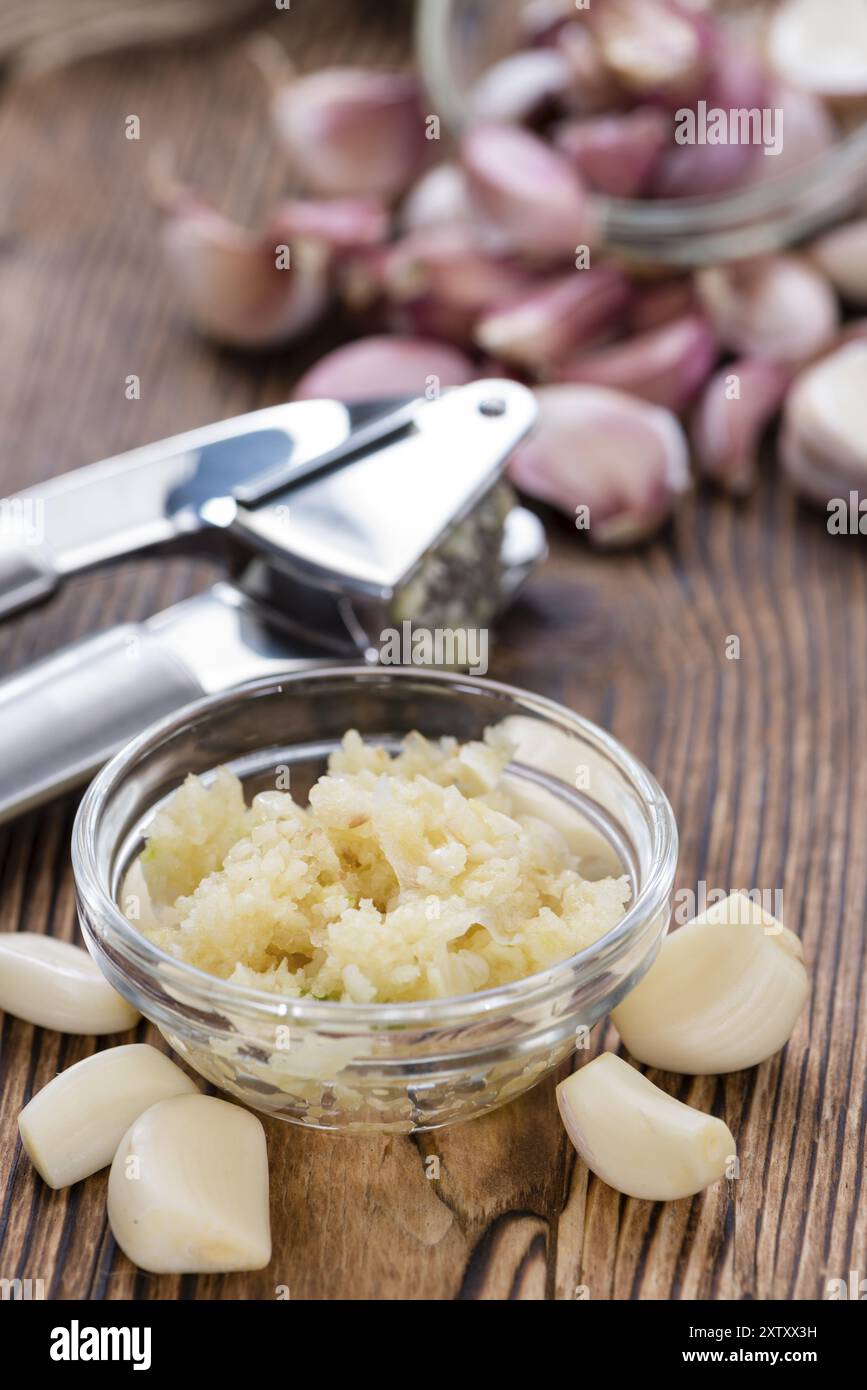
[508,383,691,547]
[810,218,867,307]
[291,335,476,403]
[691,358,792,494]
[696,255,840,364]
[554,107,670,198]
[272,197,390,249]
[469,47,573,124]
[461,123,594,262]
[474,266,632,370]
[399,164,477,234]
[383,226,535,344]
[630,278,697,332]
[768,0,867,100]
[743,83,837,186]
[151,162,330,348]
[779,342,867,505]
[554,314,719,413]
[256,44,428,200]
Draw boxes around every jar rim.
[72,666,678,1030]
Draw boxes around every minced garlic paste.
[134,729,630,1004]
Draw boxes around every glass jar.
[416,0,867,267]
[72,667,677,1133]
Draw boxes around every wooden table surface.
[0,1,864,1302]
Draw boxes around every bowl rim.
[72,666,678,1028]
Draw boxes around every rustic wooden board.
[0,1,864,1302]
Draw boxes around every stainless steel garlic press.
[0,379,544,821]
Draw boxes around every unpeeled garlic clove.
[0,933,139,1035]
[152,163,330,348]
[292,334,476,402]
[696,255,839,364]
[557,1052,736,1202]
[383,227,534,343]
[108,1094,271,1274]
[810,218,867,307]
[587,0,709,100]
[18,1044,198,1189]
[555,314,718,413]
[271,197,390,249]
[630,277,697,333]
[469,47,573,124]
[691,358,792,494]
[474,266,632,370]
[744,83,837,186]
[768,0,867,100]
[779,341,867,504]
[461,124,594,262]
[399,163,477,234]
[508,384,690,547]
[554,107,670,198]
[267,60,426,199]
[612,892,810,1074]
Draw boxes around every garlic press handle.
[0,626,206,823]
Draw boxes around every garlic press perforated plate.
[0,380,545,821]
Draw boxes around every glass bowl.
[72,667,677,1133]
[416,0,867,267]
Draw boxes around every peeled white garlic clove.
[587,0,709,100]
[810,218,867,307]
[18,1044,198,1189]
[768,0,867,99]
[557,1052,736,1202]
[780,341,867,503]
[108,1094,271,1274]
[461,124,594,262]
[696,255,839,364]
[469,47,573,124]
[555,314,718,413]
[554,108,670,198]
[474,266,632,370]
[271,197,389,249]
[268,62,426,199]
[612,892,810,1074]
[508,384,690,547]
[691,358,792,494]
[292,334,476,403]
[0,933,139,1035]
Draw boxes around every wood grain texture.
[0,0,864,1302]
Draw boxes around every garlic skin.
[461,124,594,262]
[270,66,426,199]
[780,342,867,504]
[612,892,809,1075]
[508,384,690,547]
[691,358,792,494]
[107,1095,271,1275]
[0,933,139,1035]
[292,334,476,403]
[474,266,632,370]
[811,218,867,307]
[555,314,718,413]
[696,256,839,364]
[557,1052,736,1202]
[18,1044,198,1189]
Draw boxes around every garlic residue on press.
[611,892,809,1075]
[108,1094,271,1274]
[0,932,139,1035]
[19,1044,198,1189]
[557,1052,736,1202]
